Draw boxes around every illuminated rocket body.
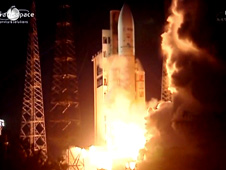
[118,4,135,56]
[117,4,136,98]
[92,4,145,146]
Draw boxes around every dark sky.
[0,0,225,147]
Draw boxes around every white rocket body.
[92,4,145,146]
[117,4,135,98]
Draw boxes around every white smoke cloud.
[139,0,226,169]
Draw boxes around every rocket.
[92,4,145,146]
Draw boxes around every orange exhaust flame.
[66,54,150,169]
[104,92,147,161]
[65,99,148,170]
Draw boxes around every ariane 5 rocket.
[92,4,145,146]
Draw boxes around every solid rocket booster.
[118,4,135,56]
[117,4,136,97]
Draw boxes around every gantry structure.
[48,2,81,157]
[20,1,47,156]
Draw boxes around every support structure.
[65,147,85,170]
[20,1,47,155]
[49,3,80,157]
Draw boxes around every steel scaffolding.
[48,3,81,157]
[20,1,47,156]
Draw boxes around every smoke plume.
[139,0,226,169]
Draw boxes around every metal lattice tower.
[65,147,85,170]
[161,56,172,102]
[20,1,47,155]
[49,3,80,155]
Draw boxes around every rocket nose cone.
[119,3,134,24]
[121,3,131,13]
[118,3,135,56]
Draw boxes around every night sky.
[0,0,225,148]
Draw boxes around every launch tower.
[49,3,80,157]
[20,1,47,156]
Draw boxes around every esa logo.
[0,6,34,23]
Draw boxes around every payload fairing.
[92,4,145,146]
